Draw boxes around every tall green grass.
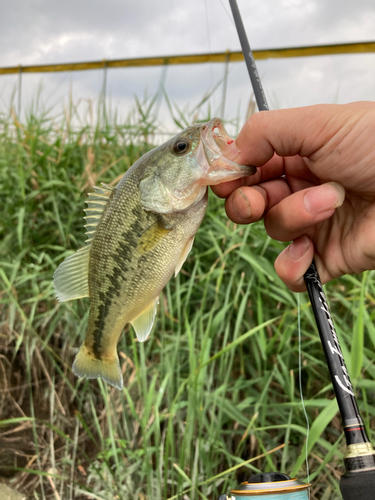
[0,92,375,500]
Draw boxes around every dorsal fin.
[84,183,116,244]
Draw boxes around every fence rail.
[1,41,375,75]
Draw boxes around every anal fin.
[130,298,159,342]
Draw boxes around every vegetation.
[1,91,375,500]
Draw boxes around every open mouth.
[202,118,235,153]
[199,118,256,184]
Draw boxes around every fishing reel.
[217,472,310,499]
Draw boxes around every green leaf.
[17,206,25,248]
[351,272,367,379]
[291,398,339,476]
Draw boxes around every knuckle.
[244,110,268,132]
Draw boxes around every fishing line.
[219,0,235,25]
[204,0,215,107]
[298,293,310,491]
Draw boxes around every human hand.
[212,102,375,291]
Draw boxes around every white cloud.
[0,0,374,129]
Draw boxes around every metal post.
[221,50,230,118]
[101,59,107,125]
[18,65,22,118]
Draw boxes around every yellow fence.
[1,41,374,75]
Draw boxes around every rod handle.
[340,470,375,499]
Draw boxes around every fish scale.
[53,118,256,389]
[87,172,196,359]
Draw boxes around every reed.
[0,90,374,500]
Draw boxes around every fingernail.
[288,236,310,260]
[232,188,252,219]
[222,141,240,161]
[304,182,345,215]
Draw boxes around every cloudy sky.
[0,0,374,131]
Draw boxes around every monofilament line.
[298,292,310,490]
[204,0,215,96]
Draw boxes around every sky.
[0,0,374,132]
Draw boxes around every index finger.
[221,103,365,167]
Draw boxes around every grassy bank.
[0,97,375,500]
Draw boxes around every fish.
[53,118,256,390]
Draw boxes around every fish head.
[139,118,256,214]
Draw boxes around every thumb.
[222,104,357,167]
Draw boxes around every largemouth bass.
[54,118,255,389]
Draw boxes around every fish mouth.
[199,117,256,185]
[202,117,235,151]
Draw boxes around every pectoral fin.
[130,298,159,342]
[175,236,195,277]
[137,220,172,254]
[53,246,90,302]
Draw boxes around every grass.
[0,90,375,500]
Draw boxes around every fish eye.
[173,139,190,155]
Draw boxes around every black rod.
[228,0,268,112]
[228,1,375,498]
[304,262,374,446]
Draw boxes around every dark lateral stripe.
[91,215,146,357]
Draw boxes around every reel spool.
[218,472,310,499]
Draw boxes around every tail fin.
[72,343,123,390]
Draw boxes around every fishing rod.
[216,1,375,499]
